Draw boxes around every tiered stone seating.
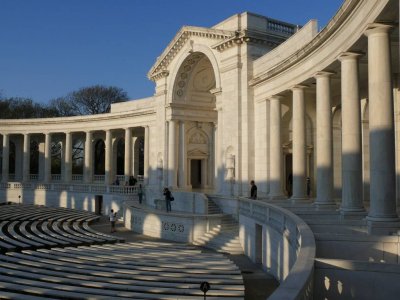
[0,241,244,299]
[0,204,122,252]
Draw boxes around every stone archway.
[170,51,218,190]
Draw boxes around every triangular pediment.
[187,148,208,157]
[148,26,234,81]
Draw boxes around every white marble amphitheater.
[1,0,400,299]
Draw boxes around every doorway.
[190,159,202,188]
[285,154,293,197]
[95,195,103,215]
[255,223,263,264]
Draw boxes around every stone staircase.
[272,201,400,298]
[193,198,243,255]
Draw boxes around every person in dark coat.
[250,180,257,199]
[163,187,172,212]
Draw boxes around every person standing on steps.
[109,209,117,233]
[250,180,257,199]
[163,187,173,212]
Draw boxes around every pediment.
[148,26,234,81]
[187,148,208,157]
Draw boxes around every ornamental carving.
[189,132,206,144]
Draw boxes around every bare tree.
[50,85,128,116]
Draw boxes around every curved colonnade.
[252,0,399,233]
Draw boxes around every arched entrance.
[170,51,218,190]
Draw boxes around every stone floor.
[91,216,279,300]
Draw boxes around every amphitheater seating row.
[0,204,122,252]
[0,241,244,299]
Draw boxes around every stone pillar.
[178,121,186,188]
[132,136,138,176]
[314,72,336,207]
[364,24,399,229]
[144,126,149,185]
[1,134,9,183]
[84,131,93,183]
[269,96,285,199]
[168,121,177,188]
[105,130,112,185]
[209,122,215,188]
[291,86,308,201]
[338,53,365,214]
[124,128,132,182]
[64,132,72,183]
[44,133,51,182]
[216,109,224,193]
[23,133,30,182]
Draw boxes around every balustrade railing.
[266,18,297,36]
[29,174,39,181]
[72,175,83,181]
[51,174,61,181]
[0,181,138,195]
[93,175,105,182]
[238,198,315,299]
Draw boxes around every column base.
[366,217,400,235]
[313,201,337,210]
[268,194,287,201]
[290,196,311,204]
[340,208,367,219]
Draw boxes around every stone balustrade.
[238,198,315,299]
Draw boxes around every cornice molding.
[212,29,286,52]
[0,109,156,127]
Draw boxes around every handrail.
[0,182,139,195]
[239,198,315,300]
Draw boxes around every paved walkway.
[91,217,279,300]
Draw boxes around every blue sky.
[0,0,344,104]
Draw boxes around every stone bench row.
[0,241,244,299]
[0,203,99,223]
[0,220,122,252]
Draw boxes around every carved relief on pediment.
[187,148,208,157]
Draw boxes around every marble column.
[144,126,149,185]
[105,130,112,185]
[269,96,285,199]
[168,121,177,188]
[364,24,398,225]
[314,72,336,208]
[64,132,72,183]
[84,131,93,183]
[23,133,30,182]
[124,128,132,182]
[291,86,308,201]
[315,72,335,206]
[314,72,336,207]
[178,121,186,188]
[44,133,51,182]
[1,134,9,183]
[338,53,365,214]
[213,122,218,190]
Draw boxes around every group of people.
[113,176,138,186]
